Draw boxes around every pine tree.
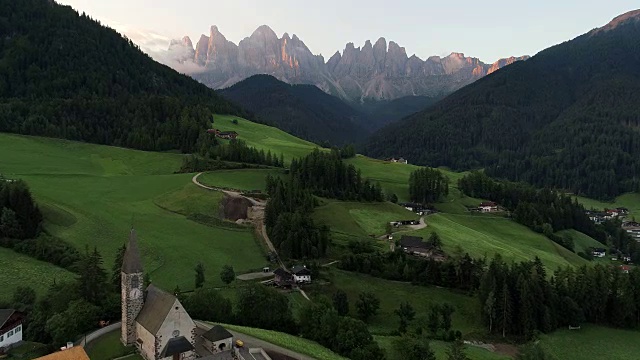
[111,243,126,291]
[332,290,350,316]
[395,301,416,333]
[195,262,205,289]
[446,340,470,360]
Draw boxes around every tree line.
[0,180,42,239]
[288,149,384,202]
[409,168,449,204]
[478,255,640,339]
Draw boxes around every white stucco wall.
[156,299,197,360]
[0,324,23,349]
[136,323,156,360]
[294,274,311,283]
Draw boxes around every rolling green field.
[0,247,75,301]
[213,115,319,163]
[314,270,483,336]
[407,214,587,270]
[216,323,348,360]
[314,200,418,243]
[539,325,640,360]
[375,336,511,360]
[0,133,266,292]
[85,330,140,360]
[198,168,284,191]
[575,193,640,219]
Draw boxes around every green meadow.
[0,133,266,292]
[539,325,640,360]
[406,214,587,270]
[556,229,602,254]
[197,168,284,191]
[0,247,75,301]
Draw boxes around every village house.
[591,248,606,258]
[478,201,499,212]
[207,129,238,140]
[273,268,294,288]
[620,265,631,274]
[33,345,90,360]
[201,325,234,354]
[390,219,419,227]
[396,235,445,261]
[399,202,430,215]
[291,265,312,284]
[386,157,408,164]
[0,309,24,351]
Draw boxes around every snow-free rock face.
[168,25,528,102]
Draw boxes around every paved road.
[195,321,316,360]
[76,322,120,346]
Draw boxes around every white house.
[591,248,606,258]
[0,309,24,350]
[291,265,312,284]
[479,202,499,212]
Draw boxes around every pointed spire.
[121,228,143,274]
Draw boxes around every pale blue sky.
[60,0,638,63]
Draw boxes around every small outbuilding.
[201,325,234,354]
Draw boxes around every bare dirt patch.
[219,194,253,221]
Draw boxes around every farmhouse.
[390,219,419,227]
[399,202,430,215]
[0,309,24,350]
[207,129,239,140]
[386,157,408,164]
[620,265,631,274]
[33,345,89,360]
[291,265,312,284]
[121,229,198,360]
[273,268,294,287]
[479,201,498,212]
[591,248,606,258]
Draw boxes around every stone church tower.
[121,229,144,346]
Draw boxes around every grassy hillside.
[0,133,266,292]
[198,169,284,191]
[556,229,603,254]
[213,115,318,163]
[406,214,587,270]
[575,193,640,219]
[0,247,75,301]
[539,325,640,360]
[313,270,483,336]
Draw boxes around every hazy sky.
[59,0,638,63]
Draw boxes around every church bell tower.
[121,229,144,346]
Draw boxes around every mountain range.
[364,9,640,200]
[167,25,529,103]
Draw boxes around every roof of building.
[159,336,194,358]
[479,201,497,207]
[290,265,311,275]
[121,229,143,274]
[0,309,15,329]
[34,346,90,360]
[620,265,632,271]
[399,235,430,249]
[136,284,177,334]
[202,325,234,342]
[274,268,293,279]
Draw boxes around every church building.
[121,229,197,360]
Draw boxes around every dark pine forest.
[0,0,247,153]
[364,17,640,200]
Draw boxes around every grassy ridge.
[0,133,266,292]
[0,247,75,301]
[556,229,602,254]
[198,169,284,191]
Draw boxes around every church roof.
[136,284,176,334]
[202,325,233,342]
[159,336,194,358]
[122,229,143,274]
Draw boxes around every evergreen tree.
[355,292,380,323]
[195,262,205,289]
[446,340,470,360]
[395,301,416,333]
[77,247,108,306]
[111,243,126,290]
[332,290,350,316]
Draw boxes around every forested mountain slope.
[219,75,367,145]
[364,10,640,199]
[0,0,246,152]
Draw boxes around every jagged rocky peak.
[487,55,531,74]
[596,9,640,33]
[250,24,278,40]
